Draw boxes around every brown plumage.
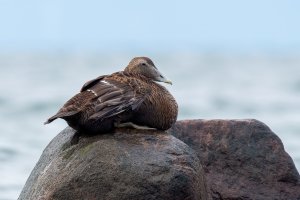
[45,57,178,133]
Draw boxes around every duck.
[44,57,178,134]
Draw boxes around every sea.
[0,52,299,199]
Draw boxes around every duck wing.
[44,75,107,124]
[45,73,150,124]
[86,76,149,121]
[80,75,107,92]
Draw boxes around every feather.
[45,57,178,133]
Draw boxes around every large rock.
[18,127,208,200]
[169,119,300,200]
[19,119,300,200]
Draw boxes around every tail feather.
[44,111,80,125]
[44,114,61,125]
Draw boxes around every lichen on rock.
[19,127,208,200]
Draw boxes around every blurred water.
[0,52,299,199]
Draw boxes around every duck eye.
[141,63,146,66]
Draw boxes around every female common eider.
[45,57,178,133]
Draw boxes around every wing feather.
[45,73,150,124]
[80,75,106,92]
[88,78,149,121]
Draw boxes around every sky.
[0,0,300,53]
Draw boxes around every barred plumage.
[45,57,178,134]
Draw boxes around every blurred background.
[1,0,300,199]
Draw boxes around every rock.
[169,119,300,200]
[19,119,300,200]
[18,127,208,200]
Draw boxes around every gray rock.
[169,119,300,200]
[19,127,208,200]
[19,119,300,200]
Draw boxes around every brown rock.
[18,127,208,200]
[169,119,300,200]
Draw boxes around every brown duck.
[45,57,178,133]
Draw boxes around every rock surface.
[169,119,300,200]
[19,119,300,200]
[18,127,208,200]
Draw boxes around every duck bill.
[163,79,172,85]
[153,68,172,85]
[155,71,172,85]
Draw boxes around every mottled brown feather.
[45,57,178,133]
